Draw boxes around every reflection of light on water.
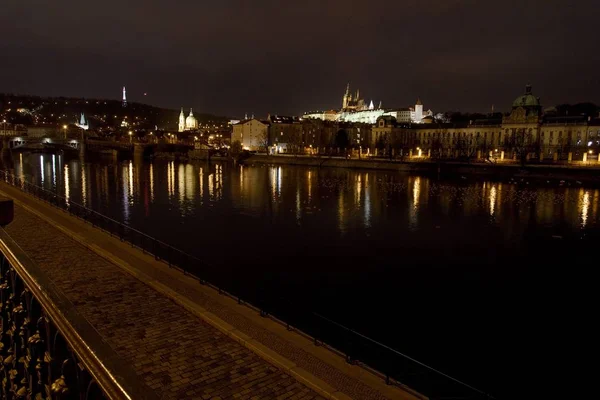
[52,155,56,188]
[185,164,194,202]
[178,164,185,204]
[364,173,371,228]
[355,175,362,207]
[82,163,88,207]
[240,165,244,190]
[209,164,222,201]
[277,166,282,196]
[64,164,70,205]
[40,155,44,185]
[413,177,421,209]
[122,165,129,220]
[408,176,421,229]
[296,186,301,223]
[338,190,346,233]
[167,161,175,197]
[581,189,590,228]
[270,167,276,199]
[489,185,497,217]
[307,170,312,202]
[128,161,133,204]
[593,190,599,218]
[149,163,154,202]
[198,167,204,200]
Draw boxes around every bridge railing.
[0,169,495,400]
[0,213,156,399]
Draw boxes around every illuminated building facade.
[372,85,600,161]
[231,118,269,150]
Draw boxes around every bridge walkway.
[0,182,417,400]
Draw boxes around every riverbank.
[240,154,600,186]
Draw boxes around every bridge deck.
[0,182,416,400]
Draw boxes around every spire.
[345,83,350,96]
[525,84,532,94]
[416,98,422,106]
[369,100,374,110]
[122,86,127,107]
[378,100,382,109]
[189,108,193,117]
[179,107,184,116]
[80,113,86,125]
[244,112,248,120]
[251,112,255,119]
[356,89,360,100]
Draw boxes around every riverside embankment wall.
[240,155,600,185]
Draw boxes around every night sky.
[2,0,599,117]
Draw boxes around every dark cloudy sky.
[1,0,599,117]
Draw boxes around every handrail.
[0,169,495,400]
[0,228,157,400]
[313,312,493,398]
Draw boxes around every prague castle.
[303,83,432,125]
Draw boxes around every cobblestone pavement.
[6,206,324,400]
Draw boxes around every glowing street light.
[128,130,133,143]
[63,124,67,139]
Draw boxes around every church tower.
[178,108,185,132]
[342,83,350,109]
[414,98,423,123]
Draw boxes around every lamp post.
[63,125,67,140]
[1,119,6,136]
[128,130,133,144]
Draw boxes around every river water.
[2,152,596,398]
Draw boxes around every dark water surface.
[3,152,596,398]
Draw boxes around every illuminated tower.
[178,108,185,132]
[414,98,423,123]
[122,86,127,107]
[342,83,351,110]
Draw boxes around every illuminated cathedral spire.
[342,83,351,109]
[122,86,127,107]
[369,100,374,110]
[178,107,185,132]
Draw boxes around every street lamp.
[63,125,67,139]
[128,130,133,143]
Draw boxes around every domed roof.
[186,109,197,124]
[512,85,540,108]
